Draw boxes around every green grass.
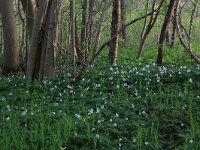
[0,54,200,149]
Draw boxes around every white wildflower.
[189,78,193,83]
[189,139,193,144]
[145,141,149,145]
[21,109,28,116]
[116,113,119,118]
[75,114,81,119]
[6,117,10,121]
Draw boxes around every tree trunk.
[70,0,76,77]
[81,0,88,62]
[38,0,60,80]
[108,0,120,65]
[121,0,127,41]
[156,0,176,65]
[170,0,179,48]
[26,0,47,80]
[26,0,61,81]
[87,0,95,51]
[20,0,35,41]
[0,0,19,73]
[0,30,2,54]
[165,28,170,46]
[137,0,164,58]
[93,0,110,56]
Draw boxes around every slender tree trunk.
[137,0,164,58]
[156,0,176,65]
[108,0,120,65]
[165,28,170,46]
[70,0,76,77]
[93,0,110,56]
[170,0,179,48]
[20,0,35,41]
[0,0,19,73]
[87,0,95,51]
[81,0,88,62]
[75,19,81,62]
[0,30,2,54]
[121,0,127,41]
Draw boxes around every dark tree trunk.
[108,0,120,65]
[170,0,179,48]
[87,0,95,51]
[0,30,2,54]
[165,29,171,46]
[121,0,127,41]
[81,0,88,62]
[156,0,176,65]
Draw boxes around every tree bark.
[0,30,2,54]
[170,0,179,48]
[20,0,35,42]
[38,0,61,80]
[137,0,164,58]
[26,0,61,81]
[108,0,120,65]
[87,0,95,51]
[165,28,170,46]
[26,0,47,80]
[93,0,110,56]
[0,0,19,72]
[81,0,88,62]
[156,0,176,65]
[121,0,127,41]
[70,0,76,77]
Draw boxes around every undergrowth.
[0,61,200,149]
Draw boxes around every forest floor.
[0,58,200,149]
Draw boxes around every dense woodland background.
[0,0,200,149]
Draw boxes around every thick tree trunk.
[38,0,60,80]
[20,0,35,41]
[108,0,120,65]
[121,0,127,41]
[26,0,47,80]
[156,0,176,65]
[26,0,61,81]
[0,0,19,72]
